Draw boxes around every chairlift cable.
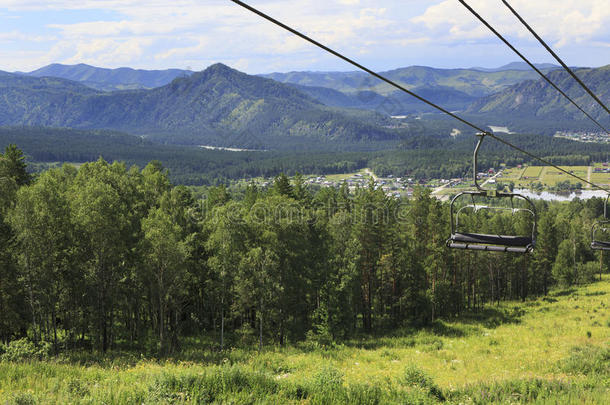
[500,0,610,117]
[457,0,609,135]
[230,0,610,193]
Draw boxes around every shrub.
[0,338,51,362]
[11,392,37,405]
[578,262,598,284]
[402,364,445,401]
[66,378,90,397]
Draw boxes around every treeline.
[0,145,607,355]
[0,127,374,186]
[372,133,610,178]
[4,126,610,188]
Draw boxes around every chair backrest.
[446,133,536,253]
[447,191,536,253]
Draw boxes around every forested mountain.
[23,63,193,91]
[262,64,563,114]
[0,64,398,148]
[291,83,478,115]
[468,65,610,121]
[262,65,554,97]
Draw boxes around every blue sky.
[0,0,608,73]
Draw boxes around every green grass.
[324,169,372,182]
[542,166,588,187]
[2,277,609,404]
[522,166,543,179]
[500,165,607,189]
[590,164,610,186]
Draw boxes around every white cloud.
[0,30,51,42]
[0,0,608,72]
[19,1,403,71]
[412,0,610,47]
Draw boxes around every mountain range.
[0,64,397,149]
[14,62,565,115]
[262,65,560,97]
[468,65,610,121]
[261,64,570,114]
[1,61,609,152]
[20,63,193,92]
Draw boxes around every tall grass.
[1,277,609,404]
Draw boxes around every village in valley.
[554,130,610,143]
[237,161,610,202]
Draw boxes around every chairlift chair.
[446,133,537,253]
[591,194,610,250]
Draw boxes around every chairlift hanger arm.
[448,132,536,253]
[591,194,610,250]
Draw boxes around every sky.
[0,0,608,74]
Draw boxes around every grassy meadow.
[500,164,610,189]
[1,277,609,404]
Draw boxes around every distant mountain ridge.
[0,63,397,148]
[469,62,560,72]
[467,65,610,121]
[14,62,566,116]
[261,63,562,97]
[21,63,193,91]
[261,63,566,114]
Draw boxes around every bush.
[578,262,598,284]
[306,305,335,349]
[235,324,256,347]
[11,392,37,405]
[402,364,445,401]
[0,338,51,362]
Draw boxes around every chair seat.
[447,241,531,253]
[450,232,533,248]
[591,240,610,250]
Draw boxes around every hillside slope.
[1,276,607,403]
[467,65,610,121]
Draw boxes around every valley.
[2,1,610,403]
[1,58,609,405]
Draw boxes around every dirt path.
[363,168,378,181]
[587,166,592,188]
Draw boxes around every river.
[514,189,607,201]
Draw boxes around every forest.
[0,144,607,357]
[4,125,610,187]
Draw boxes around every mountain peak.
[185,63,270,87]
[201,63,239,76]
